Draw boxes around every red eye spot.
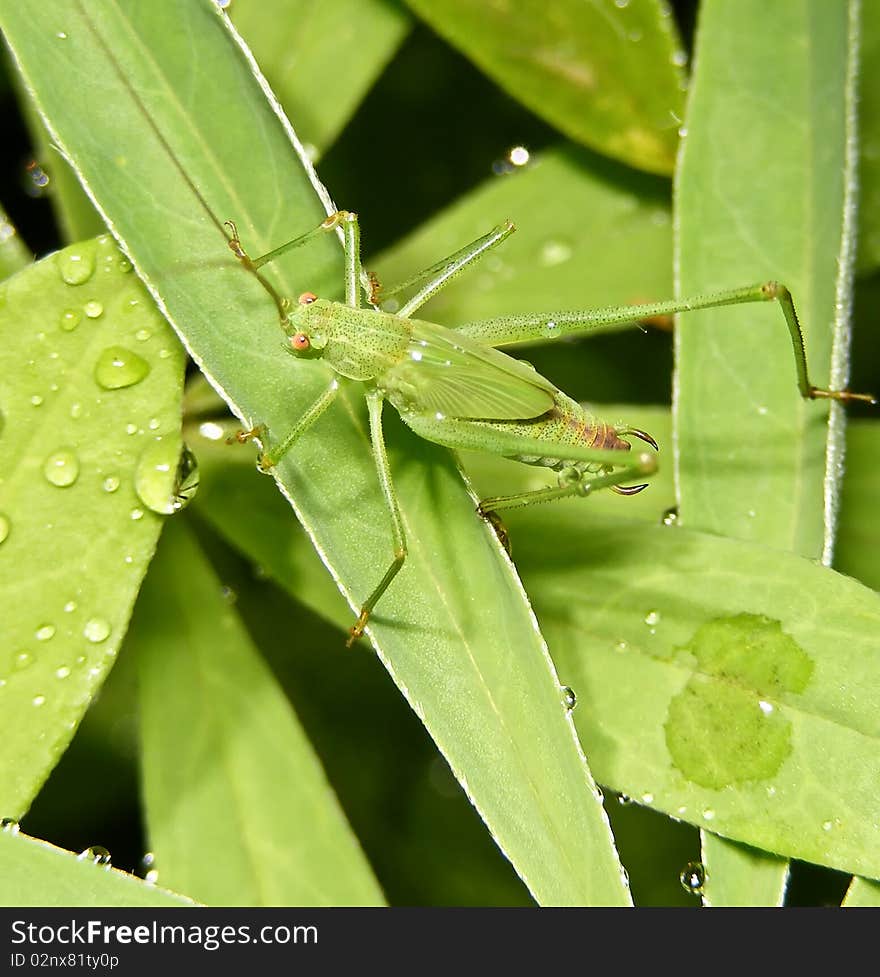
[291,333,310,351]
[298,291,317,305]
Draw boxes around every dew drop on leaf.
[60,308,82,331]
[58,246,95,285]
[83,618,111,644]
[94,346,150,389]
[43,449,80,487]
[78,846,112,866]
[134,439,199,514]
[679,861,706,895]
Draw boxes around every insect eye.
[298,291,318,305]
[291,333,311,351]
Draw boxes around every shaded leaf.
[230,0,411,158]
[132,520,385,906]
[403,0,686,175]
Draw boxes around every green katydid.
[223,210,874,646]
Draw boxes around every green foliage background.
[0,0,877,907]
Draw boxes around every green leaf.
[0,206,31,278]
[0,0,630,905]
[0,236,184,816]
[230,0,411,158]
[675,0,859,560]
[402,0,686,175]
[858,0,880,271]
[699,835,788,907]
[374,146,673,326]
[131,520,384,906]
[511,510,880,880]
[837,420,880,591]
[0,828,193,907]
[843,877,880,907]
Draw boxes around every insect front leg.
[348,389,408,647]
[229,379,340,471]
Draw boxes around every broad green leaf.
[675,0,859,560]
[0,206,31,278]
[858,0,880,271]
[836,419,880,590]
[511,511,880,879]
[0,237,184,816]
[843,877,880,907]
[674,0,861,903]
[230,0,411,159]
[131,520,384,907]
[698,836,788,907]
[0,0,630,905]
[403,0,686,175]
[0,828,193,907]
[374,146,673,326]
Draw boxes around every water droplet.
[661,506,679,526]
[94,346,150,389]
[83,617,111,643]
[220,585,237,605]
[118,256,133,273]
[508,145,530,166]
[35,624,56,641]
[125,423,138,435]
[102,475,120,493]
[158,348,171,359]
[130,508,144,520]
[43,449,80,487]
[0,514,9,545]
[614,0,629,6]
[822,820,834,832]
[702,808,715,821]
[59,246,95,285]
[1,818,20,834]
[32,693,46,707]
[615,640,629,653]
[135,439,200,514]
[84,300,103,319]
[69,402,83,419]
[78,846,112,866]
[24,160,51,197]
[123,297,141,314]
[135,328,151,342]
[64,601,76,613]
[617,794,633,806]
[55,665,71,679]
[60,308,82,331]
[148,417,160,430]
[679,861,706,895]
[641,792,654,804]
[31,394,44,407]
[539,239,573,267]
[13,651,33,671]
[671,49,688,67]
[562,686,577,710]
[644,610,661,627]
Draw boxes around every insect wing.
[385,320,557,420]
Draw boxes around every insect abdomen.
[508,397,630,471]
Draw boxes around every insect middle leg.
[348,389,408,646]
